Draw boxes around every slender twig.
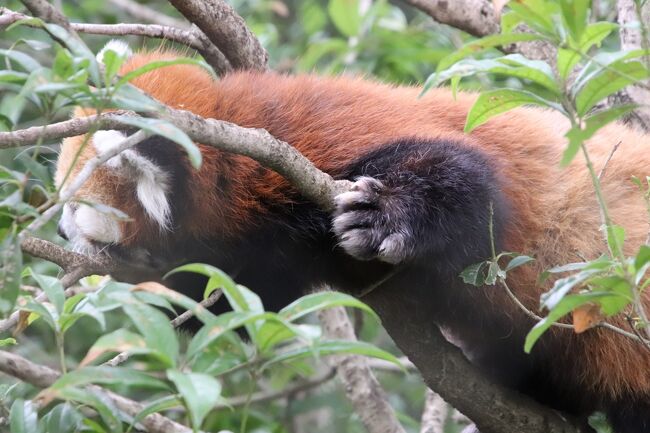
[104,289,224,367]
[598,141,622,181]
[217,369,336,409]
[19,130,149,240]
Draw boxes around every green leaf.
[484,261,501,285]
[0,49,41,71]
[55,387,122,433]
[525,291,626,353]
[557,22,618,80]
[0,71,29,83]
[39,403,82,433]
[525,293,589,353]
[30,270,65,314]
[588,277,632,315]
[505,255,535,271]
[279,292,377,322]
[562,105,637,166]
[52,366,169,391]
[130,395,181,431]
[0,233,22,317]
[167,370,221,431]
[0,337,16,347]
[110,83,164,112]
[424,55,559,95]
[328,0,361,37]
[465,89,560,133]
[113,116,202,169]
[606,224,625,259]
[560,0,590,43]
[508,0,559,36]
[80,328,165,366]
[434,33,546,76]
[460,261,488,286]
[122,302,179,367]
[117,58,215,87]
[540,269,602,310]
[186,311,273,359]
[575,61,650,116]
[10,399,39,433]
[23,300,59,332]
[263,340,402,370]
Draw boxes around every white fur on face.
[59,202,122,255]
[92,130,172,231]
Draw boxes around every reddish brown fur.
[57,50,650,402]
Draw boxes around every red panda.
[55,42,650,433]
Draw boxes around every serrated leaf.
[460,261,488,286]
[167,370,221,431]
[465,89,560,133]
[113,116,201,169]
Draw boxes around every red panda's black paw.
[332,176,410,264]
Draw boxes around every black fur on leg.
[608,396,650,433]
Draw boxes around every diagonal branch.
[401,0,499,37]
[168,0,268,70]
[0,350,193,433]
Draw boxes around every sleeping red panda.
[55,42,650,433]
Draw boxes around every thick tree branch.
[362,290,581,433]
[0,350,193,433]
[319,305,407,433]
[108,0,187,29]
[401,0,498,37]
[168,0,268,70]
[0,109,351,210]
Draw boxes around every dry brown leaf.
[572,303,604,333]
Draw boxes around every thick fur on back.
[56,49,650,431]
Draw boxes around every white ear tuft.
[136,170,172,231]
[96,39,133,64]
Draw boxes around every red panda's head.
[55,41,219,254]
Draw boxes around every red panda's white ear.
[96,39,133,64]
[93,130,172,231]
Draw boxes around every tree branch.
[420,389,448,433]
[319,305,407,433]
[401,0,499,37]
[0,8,232,75]
[107,0,187,29]
[0,350,193,433]
[0,108,351,210]
[168,0,268,70]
